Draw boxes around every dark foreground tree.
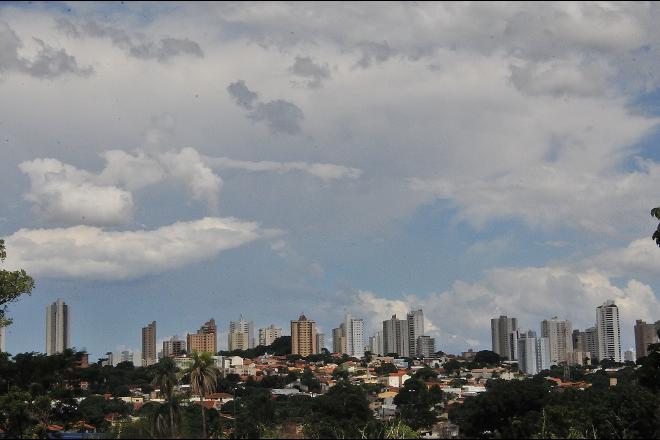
[652,208,660,247]
[0,239,35,328]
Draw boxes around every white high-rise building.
[344,314,365,358]
[596,300,621,362]
[517,330,551,375]
[407,309,424,358]
[229,316,255,349]
[624,349,635,363]
[258,324,282,347]
[541,317,573,365]
[316,333,326,354]
[491,315,518,360]
[46,299,69,356]
[369,331,384,356]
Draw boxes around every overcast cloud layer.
[2,2,660,358]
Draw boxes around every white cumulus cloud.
[19,158,134,226]
[3,217,281,280]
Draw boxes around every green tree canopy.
[0,239,35,328]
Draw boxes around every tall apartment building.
[163,336,186,357]
[596,300,621,362]
[332,324,346,354]
[491,315,518,360]
[541,317,573,365]
[569,329,592,366]
[258,324,282,347]
[369,331,384,356]
[416,335,435,358]
[508,330,520,361]
[228,332,249,351]
[46,299,70,356]
[316,333,326,354]
[517,330,551,375]
[120,350,133,364]
[188,319,218,354]
[0,325,5,353]
[142,321,157,366]
[382,315,409,357]
[344,314,365,358]
[634,319,660,359]
[229,316,255,350]
[585,327,598,361]
[572,329,587,352]
[291,315,317,357]
[407,309,424,358]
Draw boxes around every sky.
[2,1,660,361]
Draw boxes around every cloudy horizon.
[2,1,660,359]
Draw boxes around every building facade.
[258,324,282,347]
[344,314,365,358]
[163,336,186,357]
[142,321,157,366]
[596,300,621,362]
[634,319,660,359]
[120,350,133,364]
[187,319,217,354]
[229,316,255,350]
[585,327,599,361]
[228,332,249,351]
[291,315,317,357]
[332,324,346,354]
[416,335,435,358]
[517,330,551,375]
[316,333,326,354]
[383,315,409,357]
[491,315,518,360]
[407,309,424,358]
[369,331,384,356]
[541,317,573,365]
[46,299,70,356]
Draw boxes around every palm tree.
[151,357,180,438]
[184,352,219,439]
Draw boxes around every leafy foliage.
[0,239,35,328]
[473,350,501,365]
[393,378,443,430]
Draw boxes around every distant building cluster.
[491,300,660,375]
[0,297,655,375]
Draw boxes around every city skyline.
[3,2,660,359]
[1,296,655,363]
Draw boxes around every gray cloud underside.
[290,56,331,88]
[227,80,304,134]
[56,18,203,62]
[0,21,92,78]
